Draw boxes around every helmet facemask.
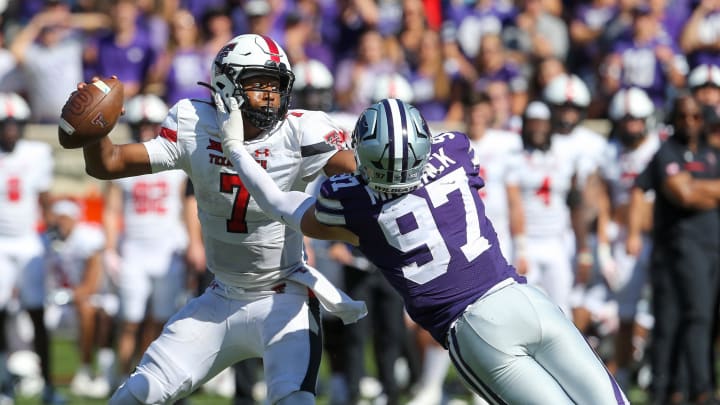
[614,117,648,148]
[214,61,294,131]
[0,119,25,153]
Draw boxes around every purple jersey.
[612,34,687,107]
[407,70,448,122]
[95,31,157,86]
[315,131,525,345]
[473,63,527,93]
[164,49,211,106]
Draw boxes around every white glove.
[597,242,620,292]
[213,87,245,155]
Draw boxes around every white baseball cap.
[524,101,551,120]
[51,200,81,220]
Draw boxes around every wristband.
[513,235,527,258]
[577,250,594,266]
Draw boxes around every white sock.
[97,348,116,380]
[420,345,451,389]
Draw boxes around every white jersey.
[47,223,105,287]
[551,125,607,185]
[599,133,660,207]
[112,170,188,249]
[327,111,359,136]
[508,142,580,238]
[470,129,523,259]
[144,100,345,289]
[0,140,53,237]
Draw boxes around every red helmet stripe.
[6,97,14,118]
[565,77,574,102]
[260,35,281,63]
[624,90,631,117]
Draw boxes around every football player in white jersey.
[103,94,189,385]
[597,88,659,390]
[214,97,629,404]
[45,200,109,399]
[542,74,609,324]
[466,92,525,268]
[71,34,365,405]
[508,101,584,317]
[0,93,65,404]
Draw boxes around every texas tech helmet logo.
[215,42,237,63]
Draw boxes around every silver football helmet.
[353,99,431,194]
[212,34,294,129]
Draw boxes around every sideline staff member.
[627,95,720,404]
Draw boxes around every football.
[58,77,124,149]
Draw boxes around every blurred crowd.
[0,0,719,404]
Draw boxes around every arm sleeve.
[143,102,185,173]
[224,141,316,232]
[297,111,348,181]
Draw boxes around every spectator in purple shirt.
[147,8,210,106]
[282,9,334,72]
[201,7,234,59]
[680,0,720,68]
[334,29,399,115]
[88,0,158,99]
[600,4,687,114]
[406,30,451,123]
[447,34,527,123]
[443,0,516,60]
[568,0,618,92]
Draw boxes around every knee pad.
[275,390,315,405]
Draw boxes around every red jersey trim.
[159,127,177,143]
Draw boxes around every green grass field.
[11,338,658,404]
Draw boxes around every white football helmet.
[609,87,654,145]
[372,73,414,104]
[293,59,333,91]
[292,59,334,110]
[212,34,294,130]
[687,64,720,90]
[608,87,654,121]
[0,93,31,121]
[124,94,168,125]
[353,99,431,194]
[542,74,591,108]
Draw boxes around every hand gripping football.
[58,77,124,149]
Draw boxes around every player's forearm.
[83,138,151,179]
[224,142,316,232]
[83,137,122,179]
[690,178,720,201]
[663,174,719,209]
[627,187,646,236]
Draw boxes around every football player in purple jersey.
[215,94,629,404]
